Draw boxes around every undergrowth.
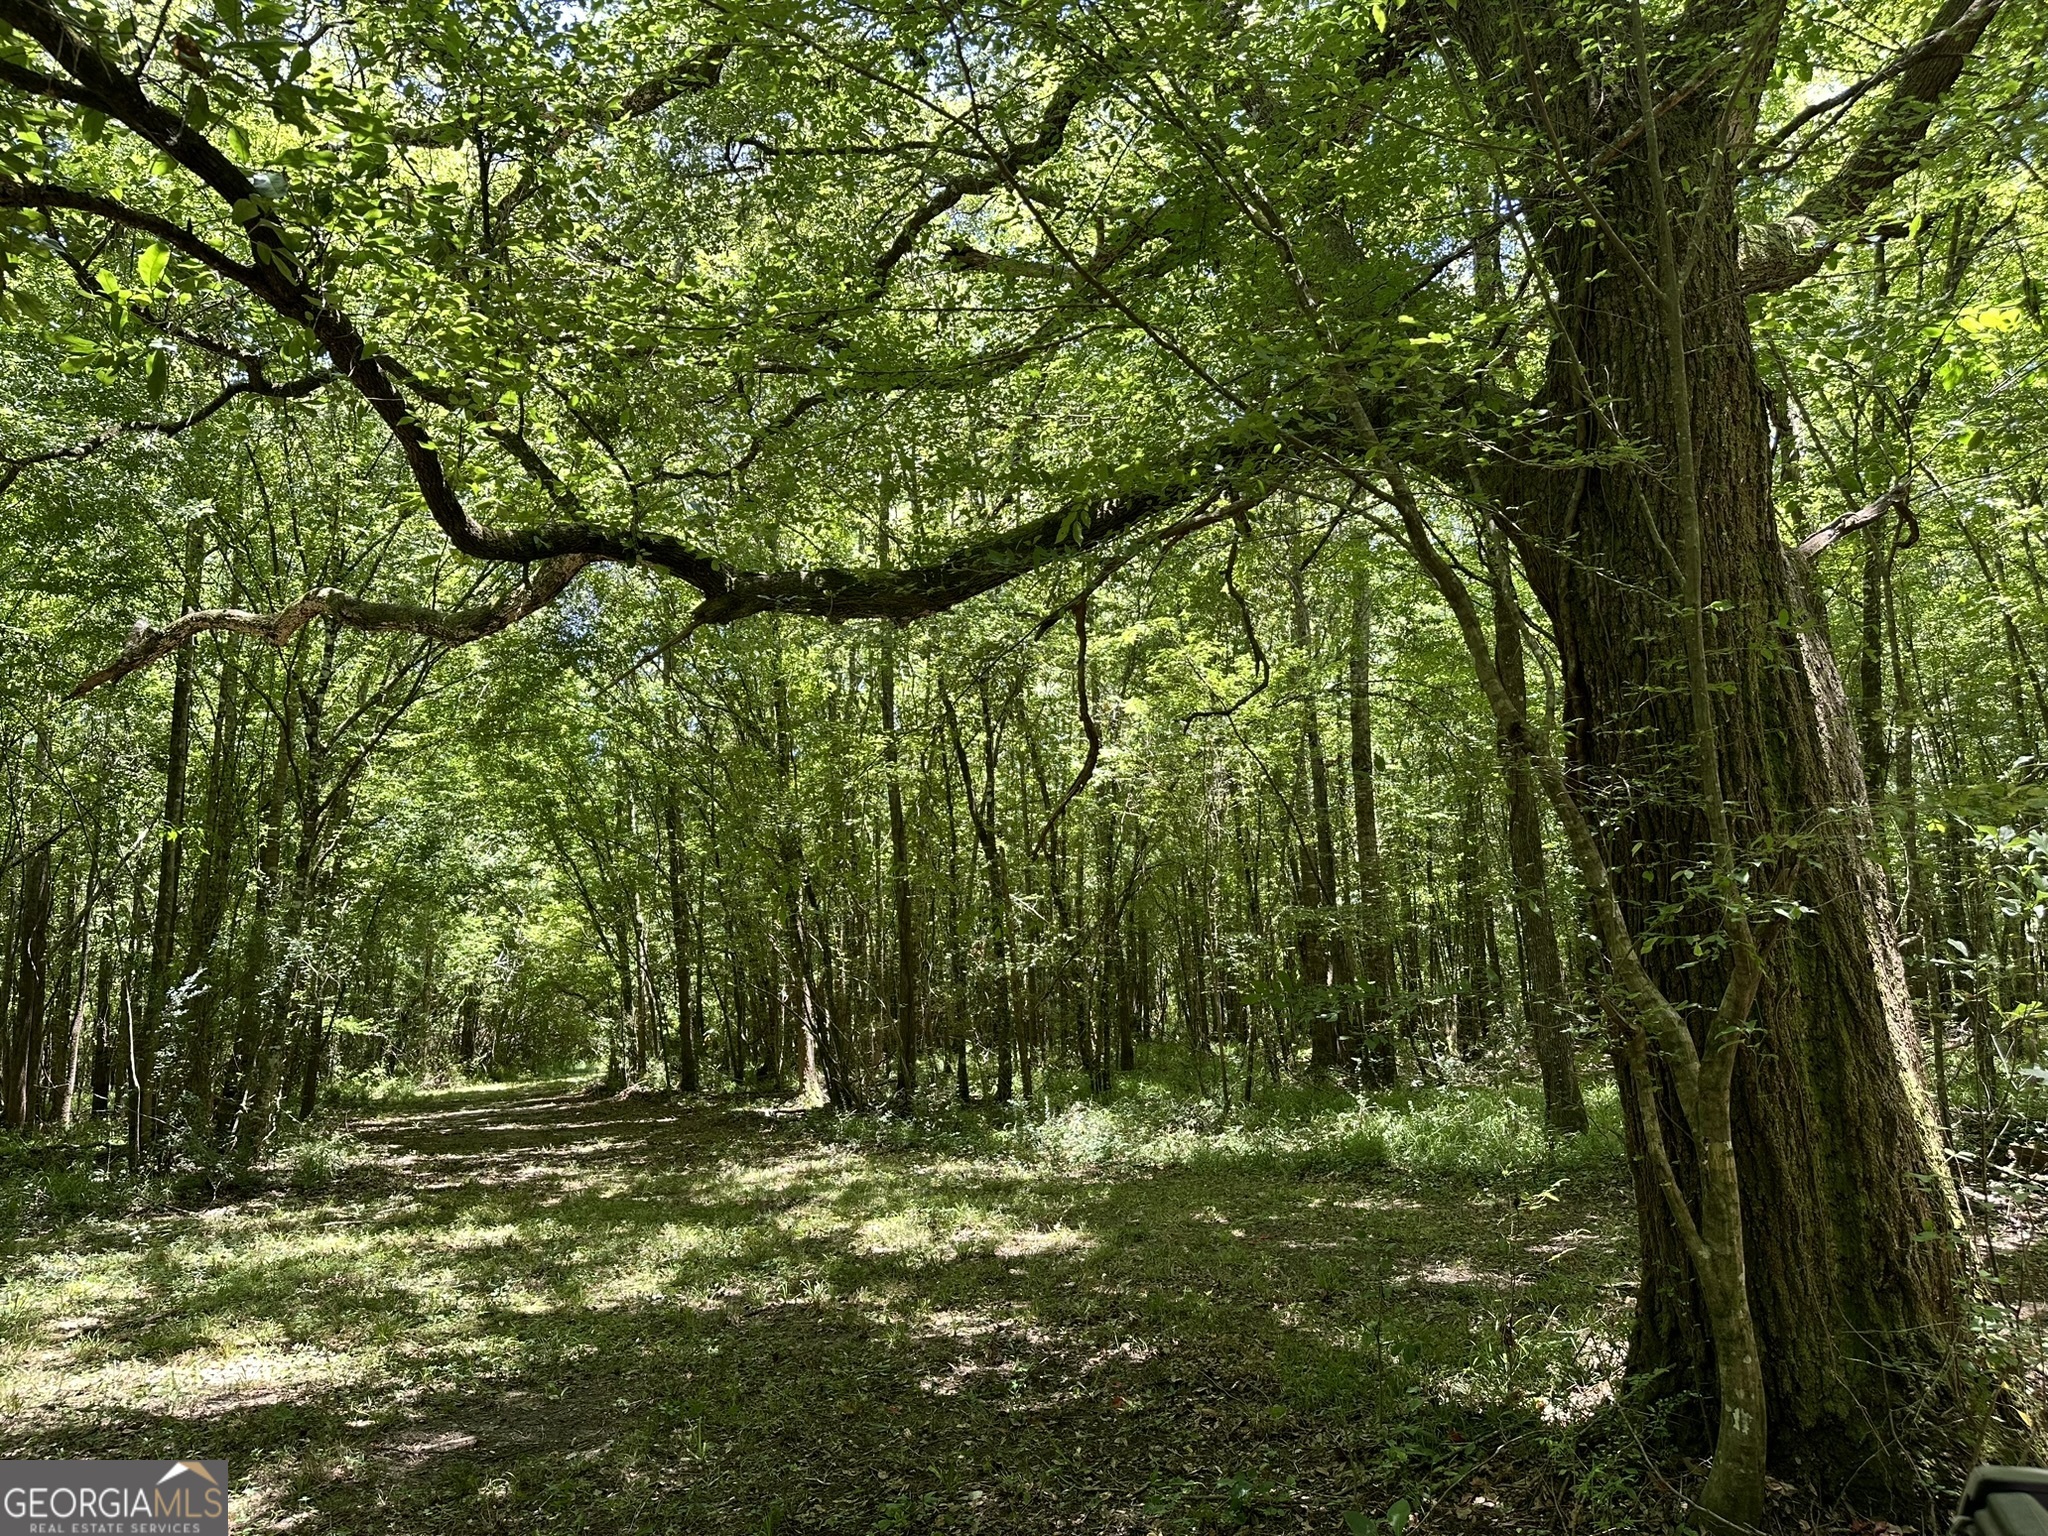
[819,1064,1628,1187]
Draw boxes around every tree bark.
[1485,49,1966,1489]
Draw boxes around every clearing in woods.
[1,1079,1643,1533]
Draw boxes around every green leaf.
[138,242,170,289]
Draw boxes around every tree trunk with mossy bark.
[1474,23,1968,1493]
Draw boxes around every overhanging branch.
[1792,480,1913,558]
[69,555,595,696]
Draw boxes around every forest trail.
[2,1081,1636,1534]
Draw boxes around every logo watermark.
[1,1461,228,1536]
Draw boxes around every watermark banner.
[1,1461,229,1536]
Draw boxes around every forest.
[0,0,2045,1528]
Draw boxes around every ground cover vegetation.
[1,0,2046,1525]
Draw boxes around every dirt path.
[1,1083,1638,1533]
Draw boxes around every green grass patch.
[1,1076,1660,1534]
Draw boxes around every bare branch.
[70,555,594,697]
[1792,480,1911,558]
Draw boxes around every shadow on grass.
[2,1083,1646,1534]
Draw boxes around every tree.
[4,0,2039,1515]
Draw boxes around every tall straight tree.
[1485,528,1585,1134]
[1347,569,1398,1088]
[134,535,202,1165]
[878,513,918,1109]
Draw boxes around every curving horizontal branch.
[72,464,1227,695]
[690,482,1190,627]
[69,555,595,697]
[0,176,263,290]
[8,0,1269,696]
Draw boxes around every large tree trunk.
[1500,70,1964,1492]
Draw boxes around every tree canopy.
[3,0,2047,1523]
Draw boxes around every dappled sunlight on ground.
[2,1082,1643,1533]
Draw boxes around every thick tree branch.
[75,459,1228,692]
[618,43,733,117]
[10,0,1255,688]
[0,0,299,281]
[689,476,1201,627]
[1,0,748,591]
[0,51,86,105]
[1742,0,2005,294]
[1792,479,1911,558]
[0,177,262,288]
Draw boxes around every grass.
[0,1071,1685,1534]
